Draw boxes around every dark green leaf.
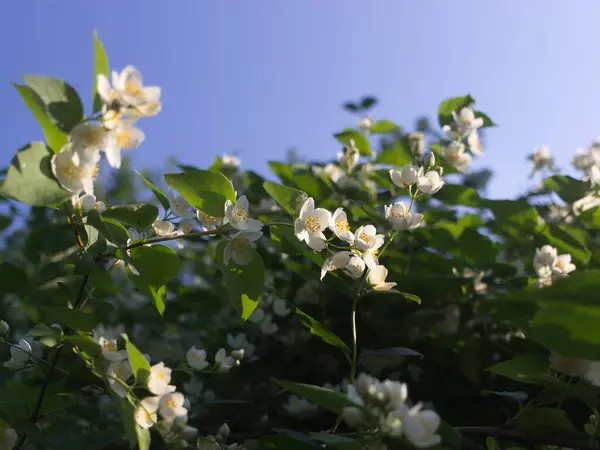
[23,74,84,133]
[438,95,475,128]
[539,224,590,265]
[41,307,98,332]
[130,245,180,288]
[435,184,482,207]
[92,31,109,113]
[0,142,71,206]
[515,407,576,433]
[165,169,235,217]
[123,335,150,383]
[273,379,357,415]
[544,175,589,204]
[263,181,307,216]
[102,204,159,229]
[295,308,350,353]
[360,96,377,109]
[487,354,555,385]
[64,335,102,357]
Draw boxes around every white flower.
[584,361,600,387]
[550,352,589,377]
[169,195,196,220]
[72,193,105,214]
[353,225,384,252]
[103,120,145,169]
[222,154,241,169]
[323,163,343,183]
[225,195,263,231]
[357,116,374,132]
[152,220,175,236]
[572,149,595,171]
[0,427,17,449]
[135,396,160,429]
[283,395,319,416]
[0,320,9,337]
[147,362,176,396]
[93,329,127,361]
[385,202,424,231]
[51,144,99,195]
[401,404,442,448]
[272,298,291,317]
[226,333,255,356]
[159,392,188,419]
[533,245,557,277]
[214,348,235,372]
[320,251,353,280]
[389,164,421,188]
[107,360,133,398]
[294,198,331,251]
[96,74,125,129]
[112,66,162,116]
[345,255,366,279]
[3,339,31,370]
[573,194,600,216]
[367,265,397,291]
[417,170,444,194]
[69,123,108,163]
[443,141,472,173]
[590,166,600,187]
[224,230,262,266]
[552,254,576,276]
[329,208,355,243]
[186,347,209,371]
[259,314,278,334]
[197,210,228,231]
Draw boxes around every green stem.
[349,295,359,384]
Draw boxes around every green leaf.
[22,74,84,133]
[434,184,482,207]
[485,199,539,236]
[515,407,576,433]
[295,308,350,353]
[122,335,150,383]
[360,347,423,359]
[215,240,265,320]
[360,96,377,110]
[457,228,497,265]
[268,161,295,184]
[0,142,71,206]
[135,170,170,212]
[102,204,159,229]
[41,307,98,332]
[369,120,400,134]
[87,211,129,246]
[13,84,68,152]
[394,291,422,304]
[438,95,475,128]
[111,393,151,450]
[487,354,555,385]
[273,379,358,415]
[64,335,102,357]
[165,169,235,217]
[539,224,590,265]
[263,181,307,216]
[349,200,388,228]
[89,268,117,297]
[92,31,109,113]
[544,175,589,204]
[376,138,412,165]
[334,129,372,156]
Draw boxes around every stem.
[349,295,359,384]
[456,426,598,449]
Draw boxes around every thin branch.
[456,426,598,450]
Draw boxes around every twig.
[456,426,598,449]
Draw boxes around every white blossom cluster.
[341,373,441,448]
[532,245,576,288]
[51,66,161,196]
[440,106,485,173]
[186,345,244,373]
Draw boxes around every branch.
[456,426,598,450]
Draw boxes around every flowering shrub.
[1,33,600,450]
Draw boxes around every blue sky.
[1,1,600,199]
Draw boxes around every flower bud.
[231,349,245,361]
[408,131,425,155]
[423,152,435,168]
[0,320,9,337]
[218,423,231,441]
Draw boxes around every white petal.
[104,147,122,169]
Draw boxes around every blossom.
[272,298,291,317]
[573,194,600,216]
[552,254,576,276]
[112,66,162,117]
[345,255,366,279]
[51,144,99,195]
[401,403,442,448]
[93,328,127,361]
[443,106,484,155]
[134,396,160,429]
[0,426,17,449]
[385,202,424,231]
[159,392,188,420]
[323,163,343,183]
[147,362,176,395]
[3,339,31,370]
[443,141,472,173]
[294,198,331,251]
[107,360,133,398]
[533,245,557,277]
[215,348,235,372]
[550,352,589,377]
[367,265,397,291]
[96,74,125,129]
[226,333,256,356]
[320,251,353,280]
[572,148,595,171]
[283,395,319,417]
[353,225,384,253]
[224,230,262,266]
[259,314,278,334]
[169,195,196,220]
[72,193,106,214]
[186,346,209,371]
[69,123,108,163]
[221,154,241,169]
[152,219,175,236]
[590,166,600,187]
[103,120,145,169]
[0,320,9,337]
[417,170,444,194]
[329,208,355,243]
[357,116,374,132]
[389,164,421,188]
[408,131,425,155]
[225,195,263,231]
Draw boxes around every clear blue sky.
[1,1,599,199]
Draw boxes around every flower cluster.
[440,106,484,173]
[533,245,576,287]
[51,66,161,195]
[572,138,600,187]
[528,145,557,177]
[341,373,441,448]
[186,345,244,373]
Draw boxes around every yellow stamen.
[335,218,350,233]
[116,129,132,148]
[305,216,321,232]
[232,238,251,253]
[233,208,249,222]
